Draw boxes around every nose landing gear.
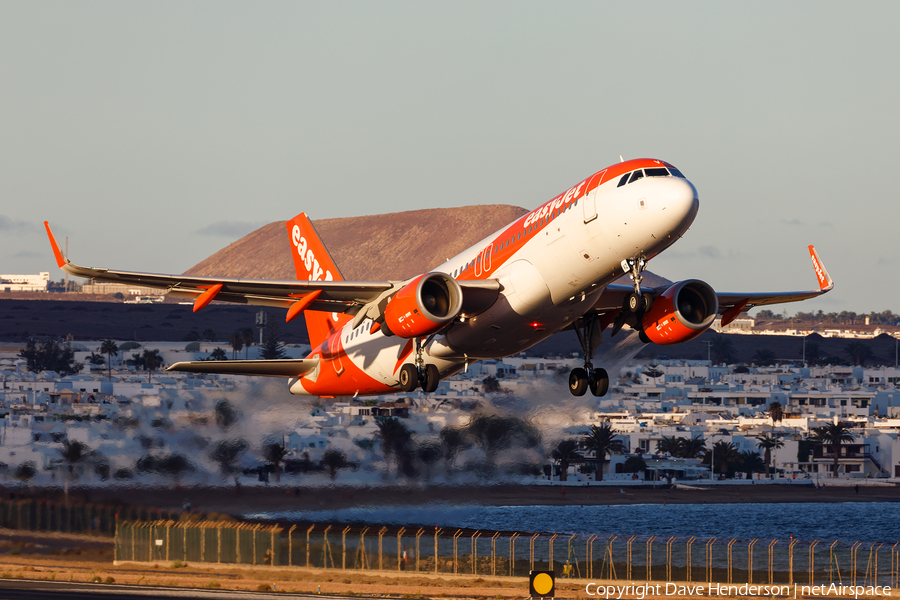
[569,314,610,397]
[622,254,653,314]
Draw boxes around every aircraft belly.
[439,289,598,360]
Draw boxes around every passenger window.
[629,170,645,184]
[645,167,669,177]
[617,174,630,187]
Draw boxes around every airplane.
[45,157,833,398]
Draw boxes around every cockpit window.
[616,165,687,187]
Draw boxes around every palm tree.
[805,341,822,366]
[322,449,348,480]
[141,349,162,383]
[262,440,286,482]
[551,439,582,482]
[678,436,707,459]
[439,426,468,473]
[708,441,739,478]
[768,402,784,427]
[655,436,681,456]
[810,422,856,478]
[710,333,736,364]
[416,442,442,482]
[99,339,118,381]
[845,342,873,366]
[375,417,413,477]
[755,434,784,477]
[753,349,777,366]
[59,440,89,479]
[241,327,254,359]
[229,331,243,360]
[739,450,766,475]
[210,438,248,477]
[581,423,626,481]
[465,413,540,471]
[209,348,228,361]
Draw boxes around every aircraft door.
[582,169,606,223]
[474,243,493,277]
[329,333,345,376]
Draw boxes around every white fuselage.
[290,165,698,395]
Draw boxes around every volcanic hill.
[184,205,529,281]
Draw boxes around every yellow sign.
[529,570,555,598]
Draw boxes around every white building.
[0,272,50,292]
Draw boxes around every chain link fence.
[0,497,176,536]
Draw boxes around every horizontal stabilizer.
[167,358,318,378]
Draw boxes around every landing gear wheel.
[398,364,418,392]
[422,364,440,394]
[569,368,588,396]
[628,292,642,313]
[641,292,653,312]
[588,368,610,397]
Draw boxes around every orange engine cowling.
[640,279,719,344]
[382,273,463,338]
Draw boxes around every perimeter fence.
[115,519,900,587]
[0,496,178,537]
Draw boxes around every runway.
[0,579,343,600]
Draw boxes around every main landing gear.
[398,338,440,393]
[569,314,609,397]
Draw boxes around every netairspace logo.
[584,582,891,599]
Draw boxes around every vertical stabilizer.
[285,213,349,348]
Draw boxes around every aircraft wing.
[44,221,497,315]
[167,358,318,378]
[589,245,833,318]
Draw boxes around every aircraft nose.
[662,177,699,227]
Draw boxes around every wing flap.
[167,358,318,378]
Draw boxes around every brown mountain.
[185,204,670,291]
[184,205,529,281]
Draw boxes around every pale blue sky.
[2,2,897,314]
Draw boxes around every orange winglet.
[286,290,322,323]
[720,299,748,327]
[808,245,833,291]
[193,284,223,313]
[44,221,66,268]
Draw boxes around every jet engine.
[640,279,719,344]
[382,272,463,338]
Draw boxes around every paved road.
[0,579,343,600]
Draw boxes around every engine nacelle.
[382,272,463,338]
[640,279,719,345]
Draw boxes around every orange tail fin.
[285,213,348,348]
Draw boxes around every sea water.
[247,502,900,543]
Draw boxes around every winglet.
[44,221,67,268]
[808,245,833,291]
